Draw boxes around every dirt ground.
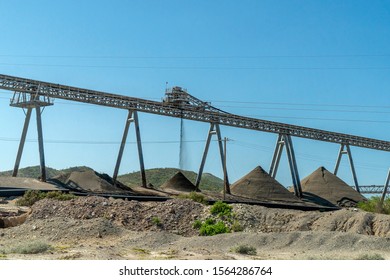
[1,196,390,260]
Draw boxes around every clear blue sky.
[0,0,389,187]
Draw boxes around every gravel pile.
[160,171,198,193]
[30,196,205,237]
[301,167,366,207]
[230,166,302,203]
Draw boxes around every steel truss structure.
[1,74,389,195]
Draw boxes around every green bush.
[16,190,46,206]
[356,253,385,260]
[10,241,51,254]
[210,201,232,217]
[199,219,230,236]
[178,192,207,204]
[231,220,243,232]
[357,196,390,214]
[16,190,76,206]
[193,219,202,229]
[45,191,76,201]
[151,216,162,226]
[232,245,257,255]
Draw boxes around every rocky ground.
[1,196,390,260]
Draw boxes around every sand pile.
[160,171,198,193]
[301,166,366,207]
[0,176,62,191]
[230,166,302,203]
[51,170,134,194]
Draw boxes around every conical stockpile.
[230,166,302,203]
[160,171,198,193]
[301,166,366,207]
[52,170,133,193]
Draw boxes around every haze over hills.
[0,166,223,191]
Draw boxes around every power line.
[217,105,390,114]
[0,137,209,145]
[1,54,390,59]
[210,100,390,109]
[1,62,390,70]
[243,114,390,124]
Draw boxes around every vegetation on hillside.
[118,168,223,191]
[0,165,92,179]
[0,165,223,191]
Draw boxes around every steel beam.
[346,144,359,192]
[334,144,346,175]
[12,108,33,177]
[35,107,47,182]
[1,74,389,152]
[195,123,215,189]
[380,169,390,206]
[113,110,133,183]
[334,144,359,192]
[215,124,230,194]
[113,111,147,188]
[269,134,284,178]
[133,111,146,188]
[284,135,302,198]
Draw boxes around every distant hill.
[0,166,223,191]
[118,168,223,191]
[0,166,93,179]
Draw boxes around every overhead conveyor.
[0,74,389,195]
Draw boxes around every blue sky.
[0,0,389,187]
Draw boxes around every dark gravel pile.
[301,167,367,207]
[160,171,198,193]
[30,196,205,237]
[230,166,302,203]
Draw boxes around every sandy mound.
[301,166,366,207]
[51,170,134,194]
[0,176,62,191]
[160,171,198,193]
[230,166,302,203]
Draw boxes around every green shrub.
[357,196,390,214]
[151,216,162,226]
[232,245,257,255]
[356,253,385,260]
[210,201,232,217]
[45,191,76,201]
[199,219,230,236]
[16,190,76,206]
[16,190,46,206]
[193,219,202,229]
[231,220,243,232]
[10,241,51,254]
[178,192,207,204]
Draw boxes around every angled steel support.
[380,169,390,206]
[13,108,33,177]
[195,123,230,193]
[334,144,360,192]
[113,111,147,188]
[113,110,134,182]
[215,124,230,194]
[133,111,146,188]
[284,134,302,198]
[195,123,215,189]
[269,134,302,197]
[35,106,47,182]
[269,134,284,178]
